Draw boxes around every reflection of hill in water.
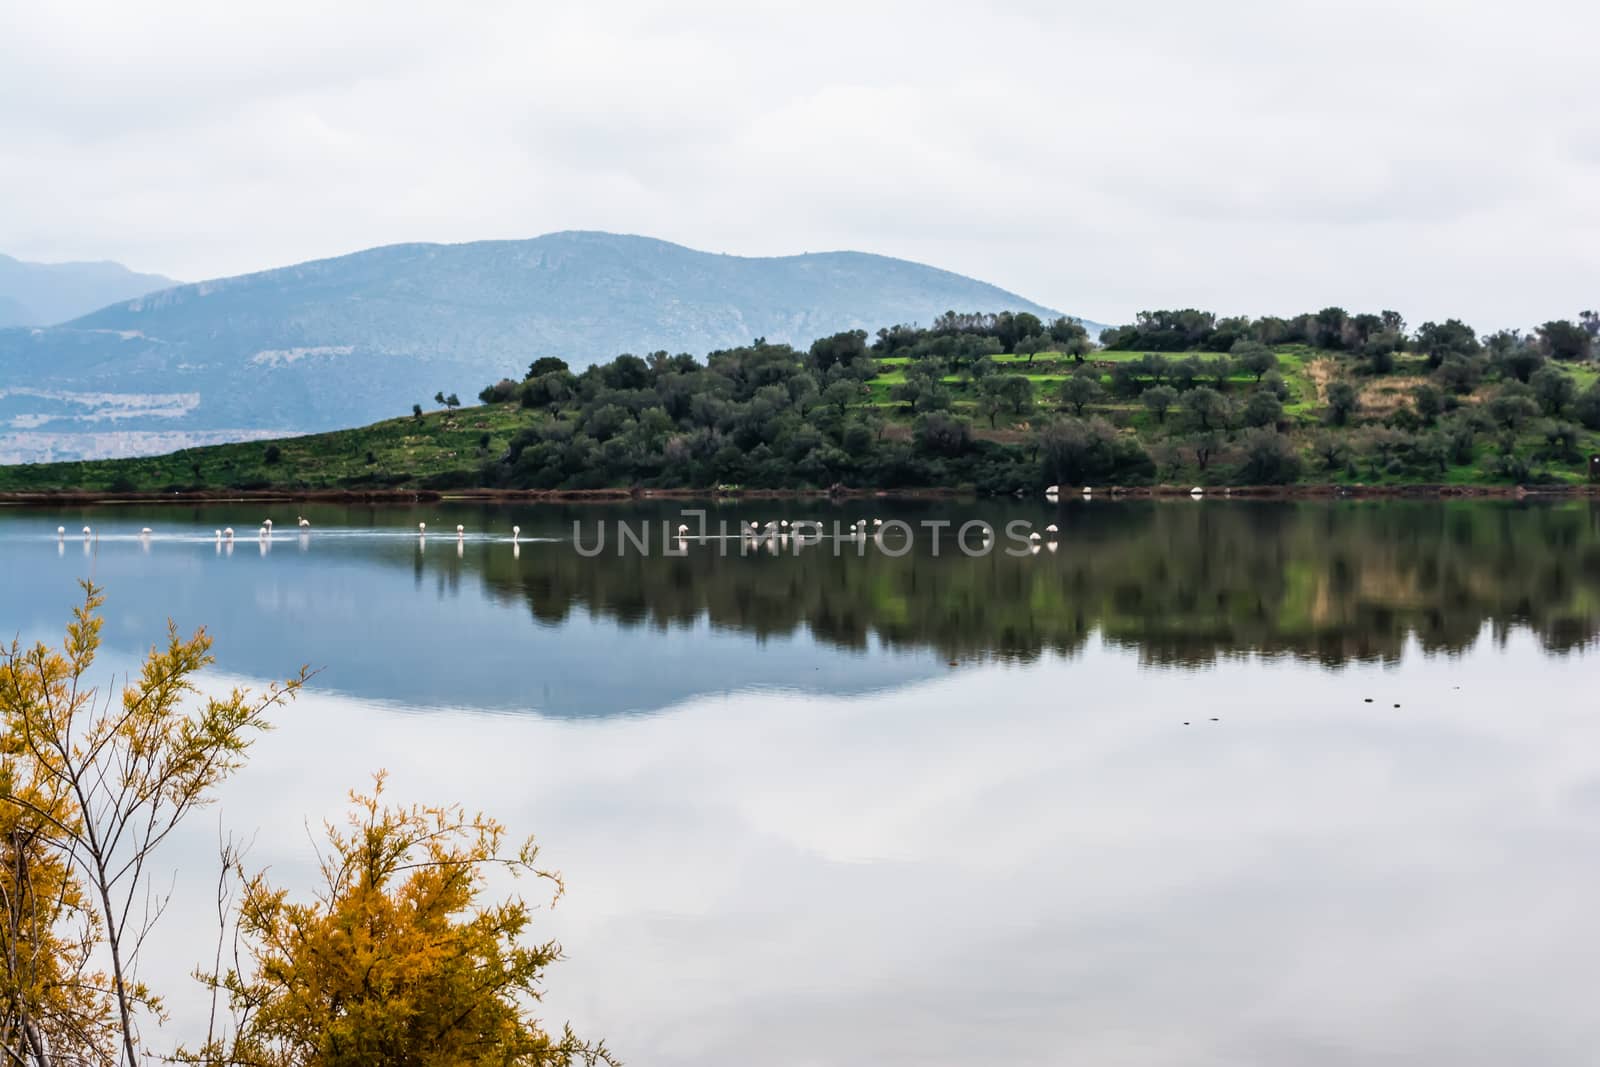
[471,501,1600,668]
[6,500,1597,719]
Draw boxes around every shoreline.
[1,483,1596,507]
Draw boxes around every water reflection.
[5,501,1600,1064]
[465,500,1600,666]
[2,500,1598,717]
[156,633,1600,1067]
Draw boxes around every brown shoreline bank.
[1,483,1596,507]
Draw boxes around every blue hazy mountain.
[0,231,1084,463]
[0,253,177,328]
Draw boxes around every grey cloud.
[1,0,1596,332]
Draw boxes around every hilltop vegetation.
[3,306,1599,495]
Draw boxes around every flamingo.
[1029,531,1041,541]
[1045,523,1058,534]
[81,526,91,537]
[1190,486,1204,497]
[297,516,310,528]
[56,526,65,537]
[677,523,689,536]
[418,522,427,534]
[512,525,521,541]
[873,518,883,528]
[263,519,273,531]
[223,527,234,540]
[456,524,465,537]
[214,529,222,539]
[1045,484,1060,495]
[140,527,152,537]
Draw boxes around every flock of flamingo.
[60,514,319,546]
[57,482,1174,555]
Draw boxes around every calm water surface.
[3,500,1600,1065]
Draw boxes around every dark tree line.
[1100,305,1597,366]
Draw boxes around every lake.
[3,499,1600,1065]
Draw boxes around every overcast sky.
[0,0,1594,331]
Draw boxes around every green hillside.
[3,309,1599,495]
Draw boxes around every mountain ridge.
[0,231,1089,463]
[0,252,178,328]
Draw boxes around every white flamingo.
[1190,486,1204,497]
[456,524,465,537]
[223,527,234,540]
[1045,484,1060,494]
[297,516,310,528]
[82,526,91,537]
[677,523,689,536]
[56,526,65,537]
[263,519,273,531]
[512,525,521,541]
[1045,523,1059,534]
[140,528,152,537]
[418,522,427,534]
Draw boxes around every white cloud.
[1,0,1595,331]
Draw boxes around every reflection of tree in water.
[469,502,1600,668]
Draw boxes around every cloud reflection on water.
[129,636,1600,1066]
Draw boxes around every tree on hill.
[1576,383,1600,431]
[1325,382,1360,426]
[1049,316,1094,362]
[1538,319,1594,362]
[1242,390,1283,428]
[1237,428,1302,484]
[1530,365,1577,416]
[808,329,868,377]
[1181,386,1232,432]
[891,359,950,414]
[1232,340,1277,382]
[1058,371,1103,415]
[527,356,571,379]
[1142,384,1179,424]
[1412,383,1444,424]
[977,375,1035,426]
[1415,319,1479,368]
[1039,417,1154,485]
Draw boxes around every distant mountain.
[0,253,177,328]
[0,231,1087,463]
